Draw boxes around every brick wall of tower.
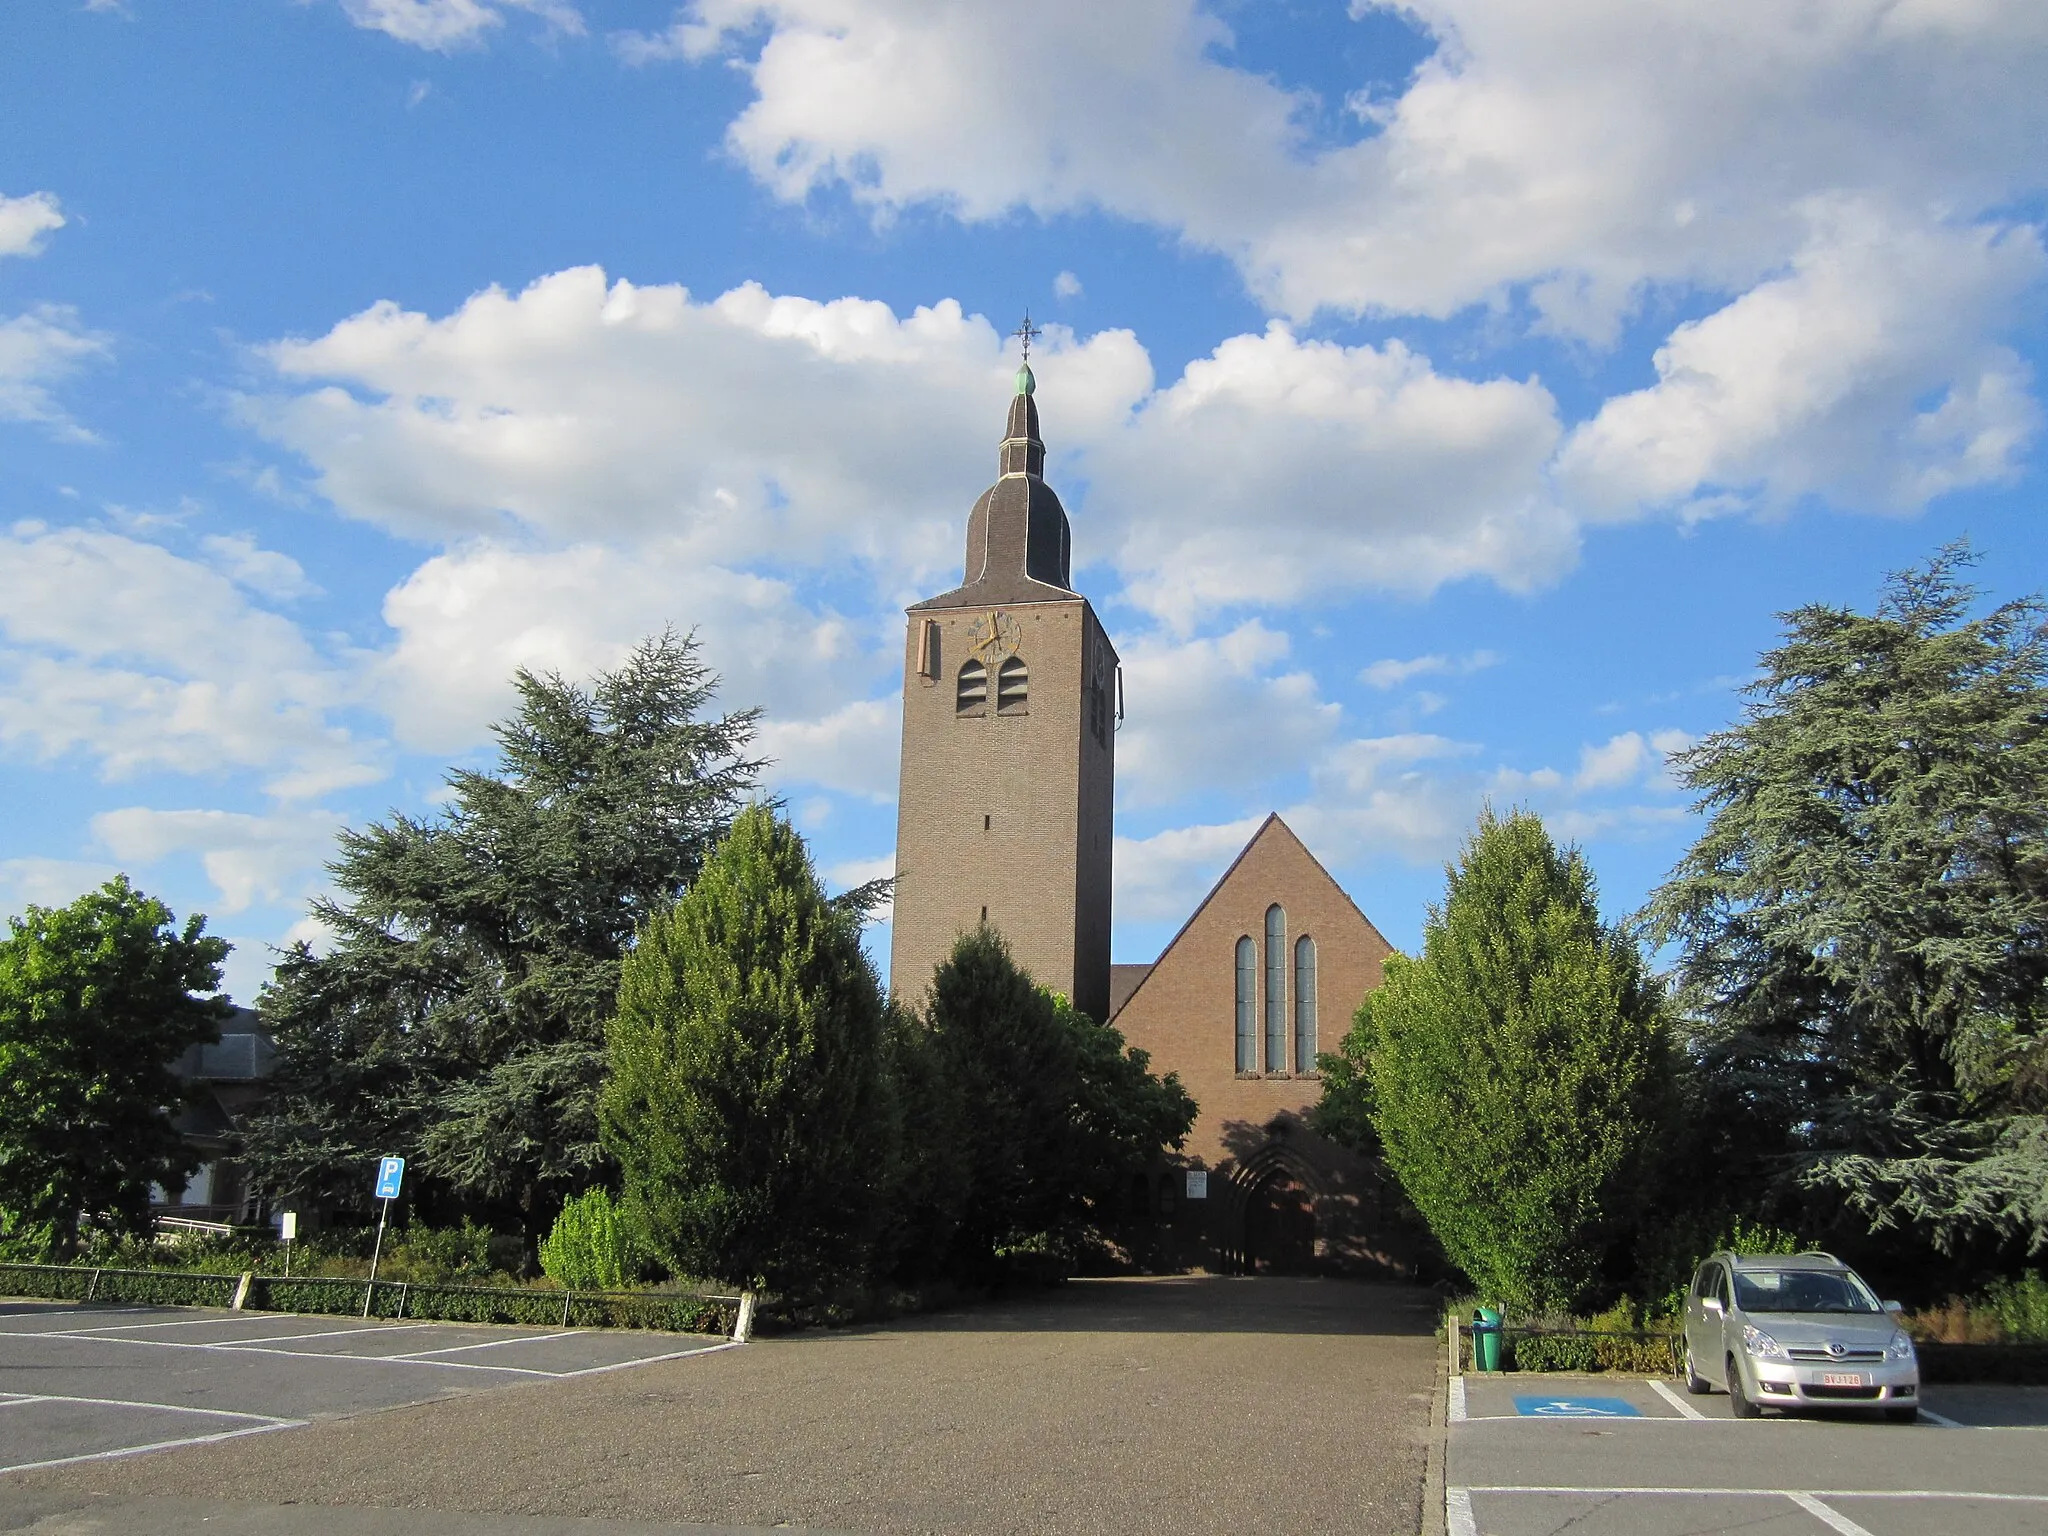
[890,597,1114,1023]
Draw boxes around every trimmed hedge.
[0,1263,238,1309]
[1497,1328,1680,1374]
[0,1262,736,1335]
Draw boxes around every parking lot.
[1449,1369,2048,1535]
[0,1297,734,1476]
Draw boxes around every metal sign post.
[363,1157,404,1318]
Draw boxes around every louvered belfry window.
[1235,936,1256,1073]
[1264,904,1287,1073]
[996,655,1028,714]
[956,658,987,715]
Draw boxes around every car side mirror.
[1702,1296,1723,1315]
[1883,1300,1904,1315]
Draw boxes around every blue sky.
[3,0,2043,1004]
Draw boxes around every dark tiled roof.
[1108,963,1154,1021]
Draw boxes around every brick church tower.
[890,347,1119,1022]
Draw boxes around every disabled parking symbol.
[1513,1396,1643,1418]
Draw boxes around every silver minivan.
[1682,1251,1920,1421]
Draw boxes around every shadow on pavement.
[898,1274,1442,1336]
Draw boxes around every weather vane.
[1012,312,1042,361]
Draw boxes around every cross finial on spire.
[1012,312,1042,361]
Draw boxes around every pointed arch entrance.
[1234,1139,1328,1275]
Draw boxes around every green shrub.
[1981,1274,2048,1344]
[540,1189,631,1292]
[1510,1334,1600,1371]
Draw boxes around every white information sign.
[278,1211,298,1241]
[1185,1170,1208,1200]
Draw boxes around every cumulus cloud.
[337,0,583,52]
[0,857,119,917]
[1360,649,1500,690]
[92,806,343,915]
[0,306,109,440]
[655,0,2048,333]
[1557,205,2044,518]
[1115,622,1339,807]
[371,536,893,763]
[246,272,1574,630]
[0,192,65,259]
[1079,325,1566,624]
[1574,730,1650,791]
[0,524,374,798]
[201,533,321,601]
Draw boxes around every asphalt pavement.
[1,1277,1441,1536]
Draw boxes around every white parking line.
[1464,1484,2048,1503]
[1787,1491,1878,1535]
[554,1338,743,1376]
[22,1312,290,1337]
[0,1418,305,1476]
[1920,1407,1963,1427]
[16,1329,558,1375]
[1448,1376,1467,1424]
[0,1392,292,1423]
[1648,1378,1707,1419]
[388,1329,581,1360]
[207,1321,438,1346]
[1445,1486,1477,1536]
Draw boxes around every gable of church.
[1110,814,1394,1169]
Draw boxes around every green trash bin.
[1471,1307,1503,1372]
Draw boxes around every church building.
[891,348,1414,1276]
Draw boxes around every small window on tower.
[996,655,1028,714]
[957,658,987,715]
[917,619,940,679]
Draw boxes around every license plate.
[1820,1372,1867,1387]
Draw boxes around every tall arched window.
[1264,904,1286,1073]
[956,658,987,715]
[1294,934,1317,1074]
[996,655,1028,714]
[1234,936,1256,1073]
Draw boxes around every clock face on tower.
[966,609,1021,661]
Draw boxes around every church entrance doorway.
[1244,1170,1317,1274]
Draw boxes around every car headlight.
[1741,1324,1784,1359]
[1888,1332,1916,1361]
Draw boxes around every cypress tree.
[601,806,896,1296]
[1349,808,1670,1311]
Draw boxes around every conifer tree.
[1341,808,1670,1311]
[923,926,1194,1279]
[601,806,896,1295]
[244,632,759,1235]
[1645,546,2048,1257]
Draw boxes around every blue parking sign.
[373,1157,405,1200]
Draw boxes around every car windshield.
[1732,1268,1881,1314]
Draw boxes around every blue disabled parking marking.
[1513,1395,1643,1418]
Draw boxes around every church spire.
[1001,313,1045,477]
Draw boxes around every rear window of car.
[1732,1268,1880,1313]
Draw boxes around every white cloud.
[0,305,109,440]
[247,272,1567,629]
[0,524,374,798]
[337,0,583,52]
[249,269,1150,576]
[1557,205,2045,518]
[1080,325,1566,625]
[757,698,900,802]
[1115,621,1339,807]
[1054,270,1083,300]
[660,0,2048,333]
[92,806,342,915]
[201,533,321,601]
[1115,815,1268,924]
[1574,731,1649,791]
[372,536,891,762]
[0,857,119,918]
[0,192,64,259]
[1360,649,1500,690]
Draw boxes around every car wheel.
[1683,1347,1714,1395]
[1727,1354,1762,1419]
[1885,1405,1919,1424]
